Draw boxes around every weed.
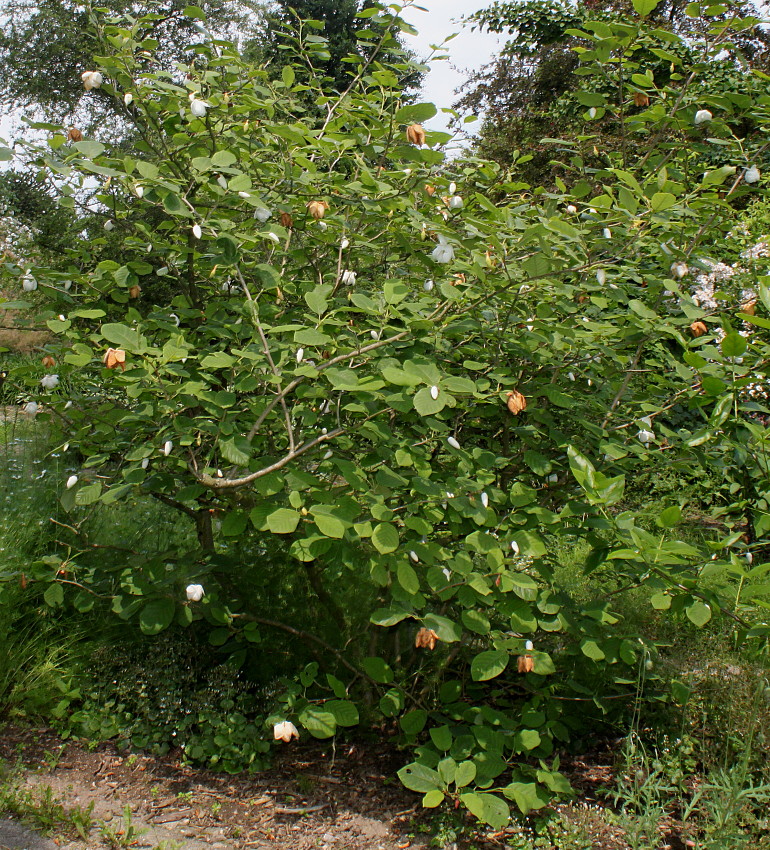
[99,804,147,849]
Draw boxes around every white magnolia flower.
[432,237,454,264]
[323,450,333,460]
[480,491,489,508]
[448,195,464,210]
[141,458,150,469]
[254,207,271,223]
[23,401,39,417]
[296,348,304,363]
[267,232,280,243]
[22,271,37,292]
[64,401,73,410]
[745,551,754,564]
[186,583,204,602]
[238,191,251,199]
[596,269,606,285]
[41,374,59,390]
[192,224,202,239]
[190,98,208,118]
[602,227,612,239]
[637,429,655,445]
[81,70,103,90]
[525,640,534,651]
[694,109,712,126]
[588,107,597,119]
[63,280,72,291]
[217,175,228,189]
[104,219,115,231]
[135,185,144,198]
[124,92,133,106]
[567,204,577,214]
[341,238,350,249]
[442,567,451,580]
[670,261,688,279]
[66,475,78,489]
[568,371,576,381]
[273,721,299,742]
[409,550,419,563]
[447,436,461,450]
[423,279,434,292]
[370,330,380,340]
[430,385,439,400]
[640,415,653,427]
[448,181,457,194]
[745,166,761,184]
[341,270,357,286]
[162,440,173,456]
[547,473,558,483]
[511,540,520,556]
[317,220,328,231]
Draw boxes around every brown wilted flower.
[128,285,141,299]
[425,184,436,196]
[633,92,649,107]
[517,654,535,673]
[280,212,294,228]
[41,355,56,368]
[415,627,439,650]
[742,299,757,315]
[485,250,497,268]
[67,127,83,142]
[103,347,126,370]
[454,273,466,285]
[20,573,28,590]
[690,321,708,337]
[506,390,527,415]
[306,200,329,220]
[406,123,426,146]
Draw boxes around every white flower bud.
[24,401,39,417]
[296,348,304,363]
[192,224,202,239]
[141,458,149,469]
[238,191,251,199]
[186,583,204,601]
[694,109,712,126]
[480,492,489,508]
[41,374,59,390]
[267,232,280,244]
[596,269,606,285]
[66,475,78,489]
[567,205,577,214]
[430,385,439,400]
[409,550,419,563]
[341,238,350,249]
[588,107,597,119]
[525,640,534,651]
[190,98,207,118]
[162,440,173,456]
[448,182,457,194]
[447,436,461,450]
[124,92,133,106]
[254,207,271,223]
[603,227,612,239]
[104,219,115,232]
[511,540,520,555]
[745,166,761,184]
[448,195,464,210]
[423,279,434,292]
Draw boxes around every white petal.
[511,540,520,555]
[124,92,133,105]
[409,550,419,563]
[296,348,304,363]
[162,440,173,456]
[525,640,534,651]
[423,279,434,292]
[66,475,78,490]
[238,191,251,199]
[141,458,149,469]
[341,238,350,249]
[596,269,606,285]
[480,492,489,508]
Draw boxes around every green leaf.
[398,762,441,793]
[282,65,295,87]
[266,508,301,534]
[372,522,399,553]
[370,607,411,627]
[298,706,336,738]
[650,592,672,610]
[721,332,747,358]
[397,562,420,594]
[471,649,509,681]
[43,583,64,607]
[455,761,477,788]
[686,600,712,627]
[325,700,359,727]
[422,789,444,808]
[657,505,682,528]
[73,140,105,158]
[139,599,175,635]
[395,102,438,124]
[400,710,427,734]
[101,323,143,351]
[460,792,510,829]
[413,386,447,416]
[361,656,394,684]
[517,729,542,751]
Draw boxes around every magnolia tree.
[4,0,770,827]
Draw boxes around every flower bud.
[633,92,649,107]
[447,436,461,450]
[517,655,535,673]
[430,385,439,400]
[128,285,141,299]
[694,109,712,126]
[66,475,78,490]
[186,583,204,601]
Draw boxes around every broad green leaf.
[266,508,301,534]
[298,706,336,738]
[361,656,394,684]
[471,649,509,681]
[372,522,399,553]
[139,599,175,635]
[398,762,441,793]
[686,600,712,627]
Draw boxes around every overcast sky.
[0,0,505,144]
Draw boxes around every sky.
[0,0,506,144]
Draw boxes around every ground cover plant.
[2,0,770,840]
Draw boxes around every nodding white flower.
[217,175,228,189]
[63,280,72,291]
[587,378,593,386]
[588,107,597,119]
[22,271,37,292]
[192,224,202,239]
[431,237,454,264]
[135,185,144,198]
[568,371,576,381]
[41,374,59,390]
[640,415,652,427]
[296,348,304,363]
[442,567,451,580]
[217,469,223,477]
[162,440,173,456]
[447,436,461,450]
[341,238,350,249]
[186,583,204,602]
[448,181,457,194]
[745,166,761,184]
[511,540,520,556]
[637,429,655,445]
[273,721,299,742]
[81,70,103,90]
[23,401,39,417]
[64,401,73,410]
[190,98,208,118]
[602,227,612,239]
[169,312,180,326]
[104,219,115,232]
[430,385,439,400]
[141,458,150,469]
[254,207,271,223]
[323,450,333,460]
[317,220,328,231]
[525,640,534,651]
[448,195,464,210]
[694,109,712,125]
[480,491,489,508]
[146,243,152,252]
[238,191,251,199]
[596,269,606,285]
[424,279,434,292]
[670,261,688,279]
[341,270,357,286]
[370,330,380,340]
[267,232,280,244]
[745,551,754,564]
[567,204,577,214]
[124,92,133,106]
[66,475,78,489]
[547,473,558,483]
[409,550,419,563]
